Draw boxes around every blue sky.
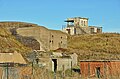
[0,0,120,33]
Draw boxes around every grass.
[67,33,120,60]
[0,27,31,54]
[1,21,120,60]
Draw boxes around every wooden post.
[6,63,9,79]
[62,65,65,79]
[71,61,72,76]
[32,61,34,79]
[88,62,90,78]
[104,62,106,79]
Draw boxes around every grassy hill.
[0,21,39,54]
[0,27,31,54]
[0,21,120,61]
[0,21,37,28]
[67,33,120,60]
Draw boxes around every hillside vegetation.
[0,21,38,54]
[0,21,120,60]
[68,33,120,60]
[0,27,31,53]
[0,21,36,28]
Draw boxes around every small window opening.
[52,35,54,38]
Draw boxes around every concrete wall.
[16,26,67,51]
[89,26,102,34]
[49,30,67,50]
[62,26,90,35]
[0,67,32,79]
[57,58,72,71]
[51,58,72,71]
[76,27,90,34]
[62,26,102,35]
[70,53,78,66]
[67,17,88,27]
[62,26,75,35]
[50,53,78,72]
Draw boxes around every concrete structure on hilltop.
[62,17,102,35]
[17,26,67,51]
[0,22,67,51]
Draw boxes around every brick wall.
[80,61,106,78]
[80,61,120,78]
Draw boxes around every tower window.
[84,21,86,26]
[52,35,54,38]
[81,21,83,26]
[52,40,53,44]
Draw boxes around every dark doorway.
[52,59,57,72]
[97,28,101,33]
[74,28,76,34]
[66,29,71,34]
[96,67,100,78]
[90,28,94,34]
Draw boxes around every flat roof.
[0,52,26,64]
[64,20,74,22]
[64,17,88,22]
[89,26,102,28]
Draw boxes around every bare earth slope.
[68,33,120,60]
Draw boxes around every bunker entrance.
[52,59,57,72]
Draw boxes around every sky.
[0,0,120,33]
